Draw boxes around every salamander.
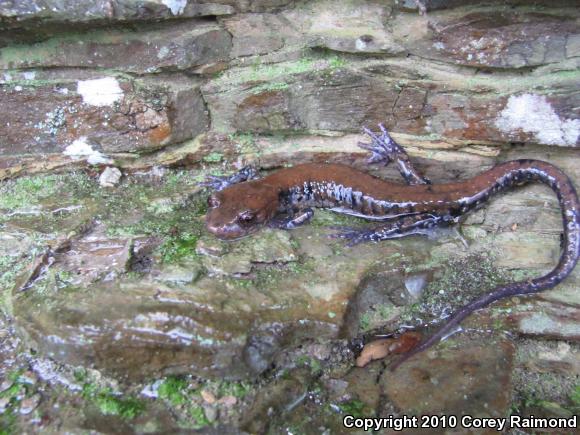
[204,125,580,368]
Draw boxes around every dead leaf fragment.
[356,331,422,367]
[201,389,216,404]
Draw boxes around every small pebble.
[99,167,122,188]
[405,274,428,300]
[19,394,40,415]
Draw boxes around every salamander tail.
[391,160,580,370]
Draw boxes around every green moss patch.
[0,371,38,433]
[155,376,253,430]
[400,252,512,325]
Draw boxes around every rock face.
[2,0,579,167]
[0,21,232,73]
[0,75,207,154]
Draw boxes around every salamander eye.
[238,211,255,224]
[207,195,220,208]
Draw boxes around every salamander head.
[205,181,280,240]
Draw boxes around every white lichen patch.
[161,0,187,15]
[157,45,170,60]
[63,137,112,165]
[355,38,368,51]
[77,77,123,107]
[495,94,580,146]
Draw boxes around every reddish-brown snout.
[204,182,280,240]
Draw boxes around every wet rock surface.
[382,336,515,416]
[1,162,579,432]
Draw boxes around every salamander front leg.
[200,166,260,191]
[332,213,452,246]
[269,208,314,230]
[359,124,430,185]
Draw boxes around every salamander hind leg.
[359,124,430,186]
[331,213,452,246]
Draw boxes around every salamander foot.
[200,166,259,191]
[329,226,378,246]
[358,123,405,165]
[269,208,314,230]
[359,124,430,185]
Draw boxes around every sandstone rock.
[0,232,34,258]
[427,91,580,147]
[383,337,514,416]
[507,300,580,341]
[519,341,580,376]
[397,3,580,69]
[539,268,580,307]
[204,66,405,133]
[482,232,560,270]
[196,229,297,276]
[307,33,404,56]
[242,322,338,375]
[0,21,232,74]
[52,225,134,285]
[241,368,314,433]
[151,261,202,284]
[226,0,296,13]
[397,0,578,12]
[0,75,208,154]
[394,2,578,69]
[0,0,579,430]
[0,1,235,26]
[342,335,516,425]
[223,13,294,58]
[203,59,579,146]
[199,130,497,185]
[465,185,561,233]
[282,0,403,55]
